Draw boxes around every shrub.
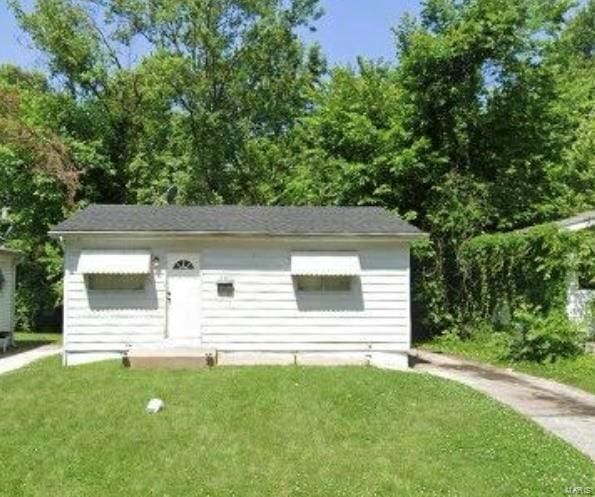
[458,224,579,323]
[506,307,587,363]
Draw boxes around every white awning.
[291,252,361,276]
[77,250,151,274]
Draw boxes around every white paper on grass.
[146,398,165,413]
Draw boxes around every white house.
[0,247,19,343]
[50,205,426,367]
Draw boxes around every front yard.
[0,359,592,497]
[421,331,595,395]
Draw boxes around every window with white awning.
[77,250,152,274]
[291,252,360,293]
[78,250,151,291]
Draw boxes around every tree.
[0,66,80,327]
[281,0,592,333]
[545,0,595,212]
[281,60,420,209]
[3,0,593,333]
[10,0,326,204]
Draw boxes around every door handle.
[167,291,171,303]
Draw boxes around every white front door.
[167,253,201,340]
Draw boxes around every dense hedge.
[457,224,594,326]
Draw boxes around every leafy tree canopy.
[1,0,593,332]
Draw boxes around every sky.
[0,0,422,70]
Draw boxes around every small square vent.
[217,281,234,298]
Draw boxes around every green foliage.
[458,224,583,322]
[3,0,325,326]
[506,306,587,363]
[410,238,454,335]
[1,0,594,331]
[447,223,593,364]
[10,0,325,205]
[576,229,595,289]
[456,224,595,333]
[0,69,80,328]
[279,0,594,336]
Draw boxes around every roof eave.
[49,230,428,240]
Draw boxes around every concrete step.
[125,347,216,369]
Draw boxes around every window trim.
[172,259,195,271]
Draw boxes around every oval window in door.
[172,259,194,270]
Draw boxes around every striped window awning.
[77,250,151,274]
[291,252,361,276]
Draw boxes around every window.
[296,276,322,291]
[217,282,234,298]
[87,274,146,291]
[296,276,352,292]
[173,259,194,270]
[323,276,352,292]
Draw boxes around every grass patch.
[14,331,62,345]
[0,359,592,497]
[421,331,595,394]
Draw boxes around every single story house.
[50,205,426,367]
[0,247,19,345]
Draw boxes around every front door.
[167,253,201,340]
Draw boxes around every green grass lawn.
[13,331,62,345]
[0,359,592,497]
[420,332,595,395]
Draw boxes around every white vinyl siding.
[199,246,410,353]
[63,249,166,354]
[62,238,412,361]
[0,254,17,332]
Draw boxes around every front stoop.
[125,348,216,369]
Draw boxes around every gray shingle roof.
[50,205,424,236]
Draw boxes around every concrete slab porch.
[125,348,216,369]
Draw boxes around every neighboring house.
[50,205,425,367]
[559,210,595,333]
[0,247,19,341]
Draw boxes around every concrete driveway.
[411,349,595,461]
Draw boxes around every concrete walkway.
[411,349,595,461]
[0,344,61,375]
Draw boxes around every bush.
[458,224,580,323]
[506,307,587,363]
